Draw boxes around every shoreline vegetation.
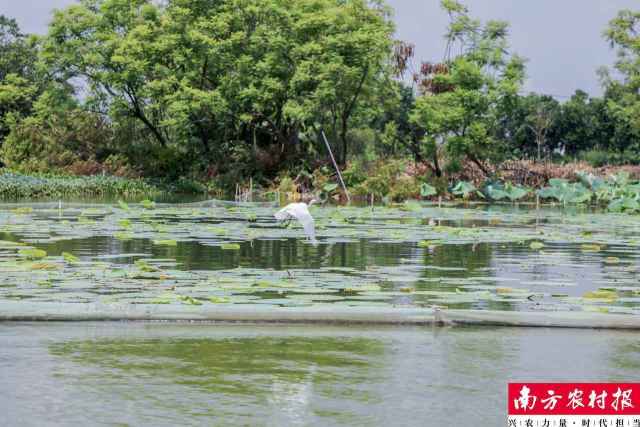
[1,1,639,209]
[0,171,162,199]
[2,159,639,214]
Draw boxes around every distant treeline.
[0,0,639,189]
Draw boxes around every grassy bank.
[2,159,640,215]
[0,172,163,200]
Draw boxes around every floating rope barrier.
[1,303,638,330]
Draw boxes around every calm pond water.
[1,202,638,426]
[0,200,638,313]
[0,322,638,426]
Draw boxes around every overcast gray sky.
[1,0,637,97]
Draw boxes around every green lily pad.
[62,252,80,263]
[140,199,156,209]
[529,241,544,250]
[221,243,241,250]
[153,240,178,246]
[18,248,47,260]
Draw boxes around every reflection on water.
[0,323,639,426]
[52,336,384,396]
[0,202,639,311]
[35,236,413,271]
[30,233,639,299]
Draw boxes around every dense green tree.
[409,0,525,176]
[4,0,640,183]
[601,9,640,152]
[40,0,394,176]
[0,16,38,82]
[553,91,612,156]
[0,16,41,145]
[366,81,415,158]
[497,89,637,163]
[495,93,560,159]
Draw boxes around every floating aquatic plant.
[153,240,178,246]
[62,252,79,263]
[0,201,637,316]
[140,199,156,210]
[221,243,241,250]
[135,259,160,272]
[529,241,545,250]
[178,295,203,305]
[18,248,47,260]
[581,244,602,252]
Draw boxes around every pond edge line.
[0,303,639,330]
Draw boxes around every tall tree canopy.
[601,9,640,153]
[41,0,394,176]
[409,0,525,176]
[0,16,41,144]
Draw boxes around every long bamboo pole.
[321,130,351,205]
